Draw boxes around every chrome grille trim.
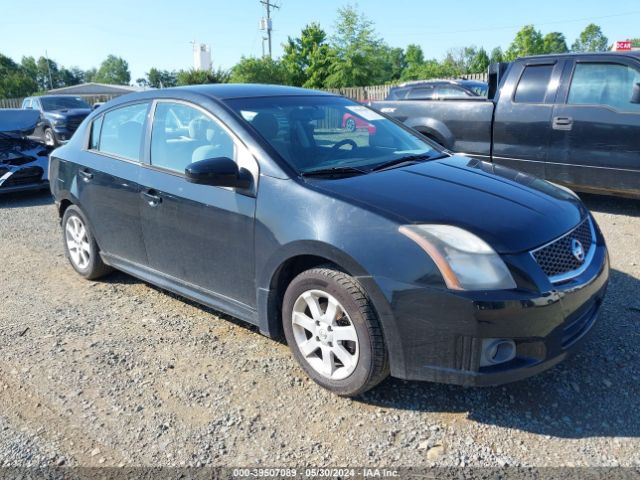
[530,217,596,284]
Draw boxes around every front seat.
[251,112,289,161]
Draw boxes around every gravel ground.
[0,191,638,468]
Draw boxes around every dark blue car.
[49,85,609,396]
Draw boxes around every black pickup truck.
[370,52,640,198]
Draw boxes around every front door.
[138,100,257,308]
[492,59,564,177]
[548,57,640,194]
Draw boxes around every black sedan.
[0,109,52,194]
[49,85,609,396]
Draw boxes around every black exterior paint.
[371,51,640,198]
[49,84,609,386]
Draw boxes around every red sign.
[616,41,632,51]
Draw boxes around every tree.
[175,68,230,85]
[325,5,390,87]
[543,32,568,54]
[230,57,287,84]
[405,44,424,67]
[94,55,131,85]
[282,23,334,88]
[0,54,38,98]
[505,25,544,60]
[572,23,609,52]
[469,47,490,73]
[489,47,505,64]
[146,68,177,88]
[84,68,97,83]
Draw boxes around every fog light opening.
[480,339,516,367]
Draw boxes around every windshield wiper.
[301,165,369,177]
[370,153,443,172]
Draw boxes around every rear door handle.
[552,116,573,131]
[141,189,162,207]
[78,168,93,181]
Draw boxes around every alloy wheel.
[65,215,91,270]
[291,289,359,380]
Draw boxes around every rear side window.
[22,99,32,109]
[97,103,149,161]
[407,86,435,99]
[568,63,640,113]
[514,65,553,103]
[435,85,470,99]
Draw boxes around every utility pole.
[44,50,53,90]
[260,0,279,58]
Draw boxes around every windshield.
[40,96,91,111]
[224,96,441,174]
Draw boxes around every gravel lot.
[0,191,638,468]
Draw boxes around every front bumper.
[0,180,49,194]
[378,243,609,386]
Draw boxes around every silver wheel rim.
[45,130,55,146]
[346,119,356,131]
[65,215,91,270]
[292,289,359,380]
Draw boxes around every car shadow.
[358,268,640,439]
[0,190,53,209]
[579,192,639,218]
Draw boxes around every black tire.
[282,266,389,396]
[44,127,58,147]
[61,205,112,280]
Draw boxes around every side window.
[514,65,554,103]
[568,63,640,113]
[89,116,103,150]
[150,102,236,174]
[98,103,148,161]
[31,98,41,111]
[407,86,435,99]
[22,99,32,109]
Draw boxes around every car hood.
[0,109,40,135]
[310,155,587,254]
[45,108,92,118]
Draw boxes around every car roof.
[393,79,487,89]
[518,50,640,61]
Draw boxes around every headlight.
[399,225,517,291]
[53,119,66,127]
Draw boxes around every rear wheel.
[345,117,357,132]
[283,266,389,396]
[62,205,112,280]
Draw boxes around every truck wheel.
[44,128,58,147]
[62,205,112,280]
[282,266,389,396]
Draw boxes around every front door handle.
[141,189,162,207]
[78,168,93,181]
[552,116,573,131]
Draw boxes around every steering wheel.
[331,139,358,152]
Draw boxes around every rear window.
[514,65,554,103]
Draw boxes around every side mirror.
[631,83,640,104]
[185,157,251,189]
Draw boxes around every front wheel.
[62,205,112,280]
[44,128,58,147]
[283,266,389,396]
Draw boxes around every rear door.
[548,56,640,195]
[492,59,564,177]
[79,102,150,265]
[138,100,257,308]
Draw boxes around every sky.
[1,0,639,83]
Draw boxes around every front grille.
[531,218,594,281]
[66,115,87,132]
